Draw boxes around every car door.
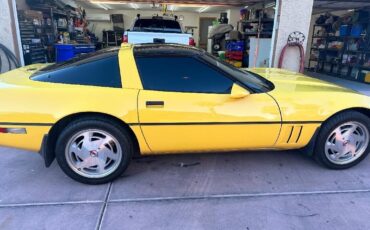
[135,55,281,153]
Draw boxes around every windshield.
[202,53,274,93]
[133,19,182,33]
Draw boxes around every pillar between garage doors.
[270,0,314,72]
[0,0,24,68]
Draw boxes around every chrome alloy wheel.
[325,121,369,165]
[65,129,122,178]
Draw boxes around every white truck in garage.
[123,15,195,46]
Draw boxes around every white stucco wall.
[0,0,17,54]
[0,0,23,70]
[272,0,314,72]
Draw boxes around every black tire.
[55,117,134,184]
[314,111,370,169]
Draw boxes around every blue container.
[55,44,74,63]
[74,45,95,55]
[226,41,244,51]
[340,25,350,37]
[351,24,362,37]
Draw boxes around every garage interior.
[10,0,370,85]
[14,0,276,69]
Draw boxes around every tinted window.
[32,54,121,88]
[202,53,274,93]
[133,19,182,33]
[135,56,233,94]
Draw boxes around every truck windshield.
[133,19,182,33]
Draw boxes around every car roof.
[133,43,204,56]
[137,16,178,21]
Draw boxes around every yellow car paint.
[0,44,369,157]
[137,89,281,153]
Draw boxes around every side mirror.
[230,83,250,99]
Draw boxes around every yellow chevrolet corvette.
[0,43,369,184]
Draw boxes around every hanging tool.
[278,31,306,73]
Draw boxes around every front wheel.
[315,111,370,169]
[55,118,134,184]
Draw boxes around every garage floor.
[0,75,369,230]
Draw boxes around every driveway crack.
[95,182,113,230]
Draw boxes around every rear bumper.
[0,124,51,153]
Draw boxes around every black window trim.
[134,53,259,94]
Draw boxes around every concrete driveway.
[1,147,370,230]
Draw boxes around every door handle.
[146,101,164,108]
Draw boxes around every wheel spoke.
[96,158,106,173]
[76,157,96,169]
[345,125,357,138]
[353,134,365,143]
[70,143,89,160]
[100,147,118,161]
[326,141,340,153]
[334,127,344,141]
[81,131,93,150]
[98,136,114,149]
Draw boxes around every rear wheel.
[315,111,370,169]
[55,118,133,184]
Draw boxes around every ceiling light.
[168,5,177,11]
[130,3,139,9]
[90,1,127,4]
[198,6,211,13]
[96,3,109,10]
[265,2,276,8]
[174,4,212,8]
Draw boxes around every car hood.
[248,68,355,94]
[248,68,370,122]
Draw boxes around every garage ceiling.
[86,0,263,7]
[314,0,370,14]
[75,0,272,13]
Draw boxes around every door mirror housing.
[230,83,250,99]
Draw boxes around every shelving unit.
[308,15,370,83]
[237,17,274,38]
[18,21,47,65]
[17,2,93,64]
[231,5,275,68]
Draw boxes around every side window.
[135,56,233,94]
[32,55,121,88]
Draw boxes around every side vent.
[286,126,304,144]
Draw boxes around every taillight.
[123,34,128,43]
[189,37,195,46]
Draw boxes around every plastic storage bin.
[55,44,74,63]
[55,44,96,63]
[340,25,350,37]
[351,24,362,37]
[74,45,96,55]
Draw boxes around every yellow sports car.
[0,43,369,184]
